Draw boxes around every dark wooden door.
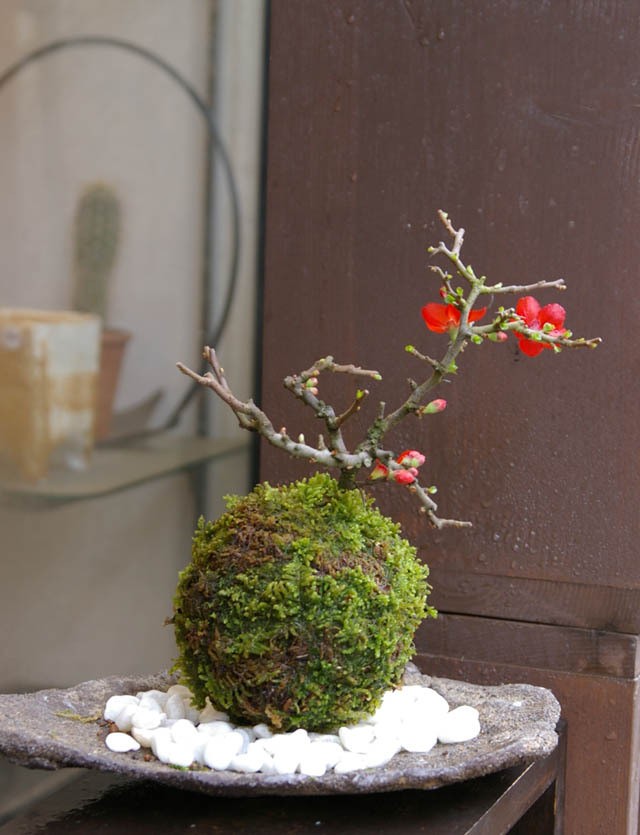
[260,3,640,832]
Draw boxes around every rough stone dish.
[0,667,560,797]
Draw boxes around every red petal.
[369,461,389,480]
[515,296,540,327]
[517,335,545,357]
[539,303,566,330]
[393,469,417,484]
[421,303,457,333]
[468,306,487,324]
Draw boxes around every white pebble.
[203,731,245,770]
[261,728,309,757]
[412,687,450,717]
[183,704,200,724]
[170,719,199,746]
[298,747,328,777]
[309,733,341,745]
[272,746,302,775]
[167,741,196,768]
[167,684,193,699]
[339,724,375,753]
[199,702,229,723]
[137,696,163,714]
[253,723,273,739]
[192,736,210,766]
[289,728,310,746]
[369,693,402,725]
[230,743,267,774]
[104,694,139,722]
[137,690,168,709]
[165,693,187,720]
[150,728,174,762]
[197,720,234,737]
[399,722,438,753]
[309,740,343,770]
[334,751,369,774]
[438,706,481,744]
[131,707,165,730]
[235,727,256,751]
[114,702,139,733]
[372,723,401,747]
[106,732,141,753]
[400,684,437,703]
[104,683,482,775]
[362,739,401,768]
[259,756,278,775]
[131,727,156,748]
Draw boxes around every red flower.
[515,296,567,357]
[393,468,418,485]
[421,303,487,333]
[397,449,426,468]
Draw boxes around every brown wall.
[261,2,640,832]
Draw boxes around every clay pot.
[95,328,131,441]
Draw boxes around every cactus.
[72,183,121,323]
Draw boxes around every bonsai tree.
[171,212,600,731]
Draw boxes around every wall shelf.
[0,433,250,504]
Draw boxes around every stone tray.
[0,668,560,797]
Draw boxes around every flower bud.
[422,399,447,414]
[397,450,426,468]
[393,468,417,485]
[488,331,508,342]
[369,461,389,480]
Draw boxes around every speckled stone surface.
[0,666,560,797]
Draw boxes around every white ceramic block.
[0,308,101,481]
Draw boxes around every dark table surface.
[0,730,565,835]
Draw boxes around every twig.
[335,389,369,428]
[482,278,567,295]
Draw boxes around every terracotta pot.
[95,328,131,441]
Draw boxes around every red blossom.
[393,468,418,485]
[515,296,567,357]
[370,451,425,485]
[421,302,487,334]
[397,449,426,468]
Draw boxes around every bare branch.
[177,354,363,469]
[294,356,382,383]
[176,359,255,429]
[335,389,369,429]
[405,345,444,370]
[481,278,567,295]
[410,481,473,529]
[438,209,465,255]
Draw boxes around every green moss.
[171,473,435,732]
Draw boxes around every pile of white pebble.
[104,683,481,777]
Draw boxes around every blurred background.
[0,0,265,700]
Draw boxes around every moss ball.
[171,472,434,732]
